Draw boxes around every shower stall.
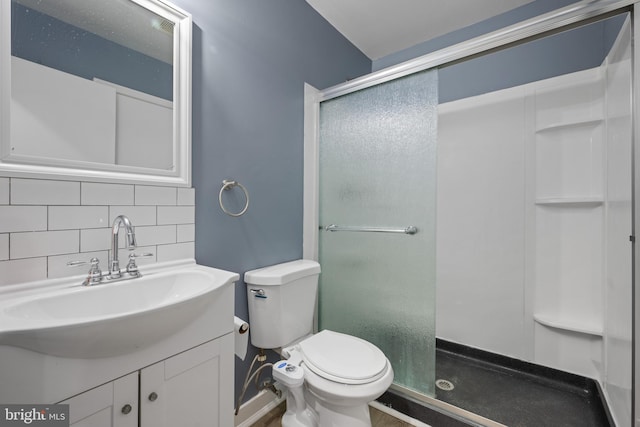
[303,1,636,426]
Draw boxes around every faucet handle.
[126,252,154,276]
[67,257,100,270]
[67,257,103,286]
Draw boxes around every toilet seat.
[297,330,388,385]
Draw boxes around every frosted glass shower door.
[318,69,438,396]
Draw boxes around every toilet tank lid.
[244,259,320,286]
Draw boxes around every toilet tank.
[244,260,321,349]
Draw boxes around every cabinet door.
[60,373,138,427]
[140,334,234,427]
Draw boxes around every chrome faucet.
[67,214,153,285]
[109,215,137,279]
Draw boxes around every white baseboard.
[234,390,285,427]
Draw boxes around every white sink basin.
[0,264,239,358]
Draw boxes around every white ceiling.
[306,0,535,60]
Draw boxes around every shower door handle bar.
[320,224,418,235]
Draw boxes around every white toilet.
[244,259,394,427]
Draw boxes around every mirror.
[0,0,192,186]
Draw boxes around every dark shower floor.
[378,340,613,427]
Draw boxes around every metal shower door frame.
[303,0,640,424]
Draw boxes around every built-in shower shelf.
[533,313,603,337]
[535,118,603,133]
[535,197,603,207]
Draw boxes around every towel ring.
[219,179,249,217]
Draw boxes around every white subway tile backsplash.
[80,228,111,252]
[82,183,134,205]
[0,234,8,260]
[0,177,194,286]
[136,185,177,205]
[0,178,9,205]
[81,227,136,251]
[0,206,47,233]
[134,225,176,246]
[49,206,109,230]
[0,258,47,286]
[11,179,80,205]
[48,250,109,279]
[157,242,194,263]
[109,206,157,226]
[157,206,194,225]
[11,230,79,259]
[177,188,195,205]
[177,224,195,242]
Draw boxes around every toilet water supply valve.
[234,349,282,416]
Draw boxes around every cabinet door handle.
[121,404,132,415]
[148,392,158,402]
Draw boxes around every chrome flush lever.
[250,289,267,299]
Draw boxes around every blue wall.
[373,0,625,104]
[168,0,371,406]
[439,15,623,103]
[373,0,581,71]
[11,3,173,100]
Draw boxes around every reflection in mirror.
[435,12,631,425]
[0,0,191,185]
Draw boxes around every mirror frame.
[0,0,192,186]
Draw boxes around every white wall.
[11,58,173,170]
[436,88,527,359]
[0,177,195,287]
[603,17,633,427]
[11,57,116,164]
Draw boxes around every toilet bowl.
[244,260,394,427]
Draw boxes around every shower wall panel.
[436,88,527,359]
[603,17,632,427]
[532,68,606,381]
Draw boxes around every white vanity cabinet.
[61,334,234,427]
[61,372,139,427]
[139,334,233,427]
